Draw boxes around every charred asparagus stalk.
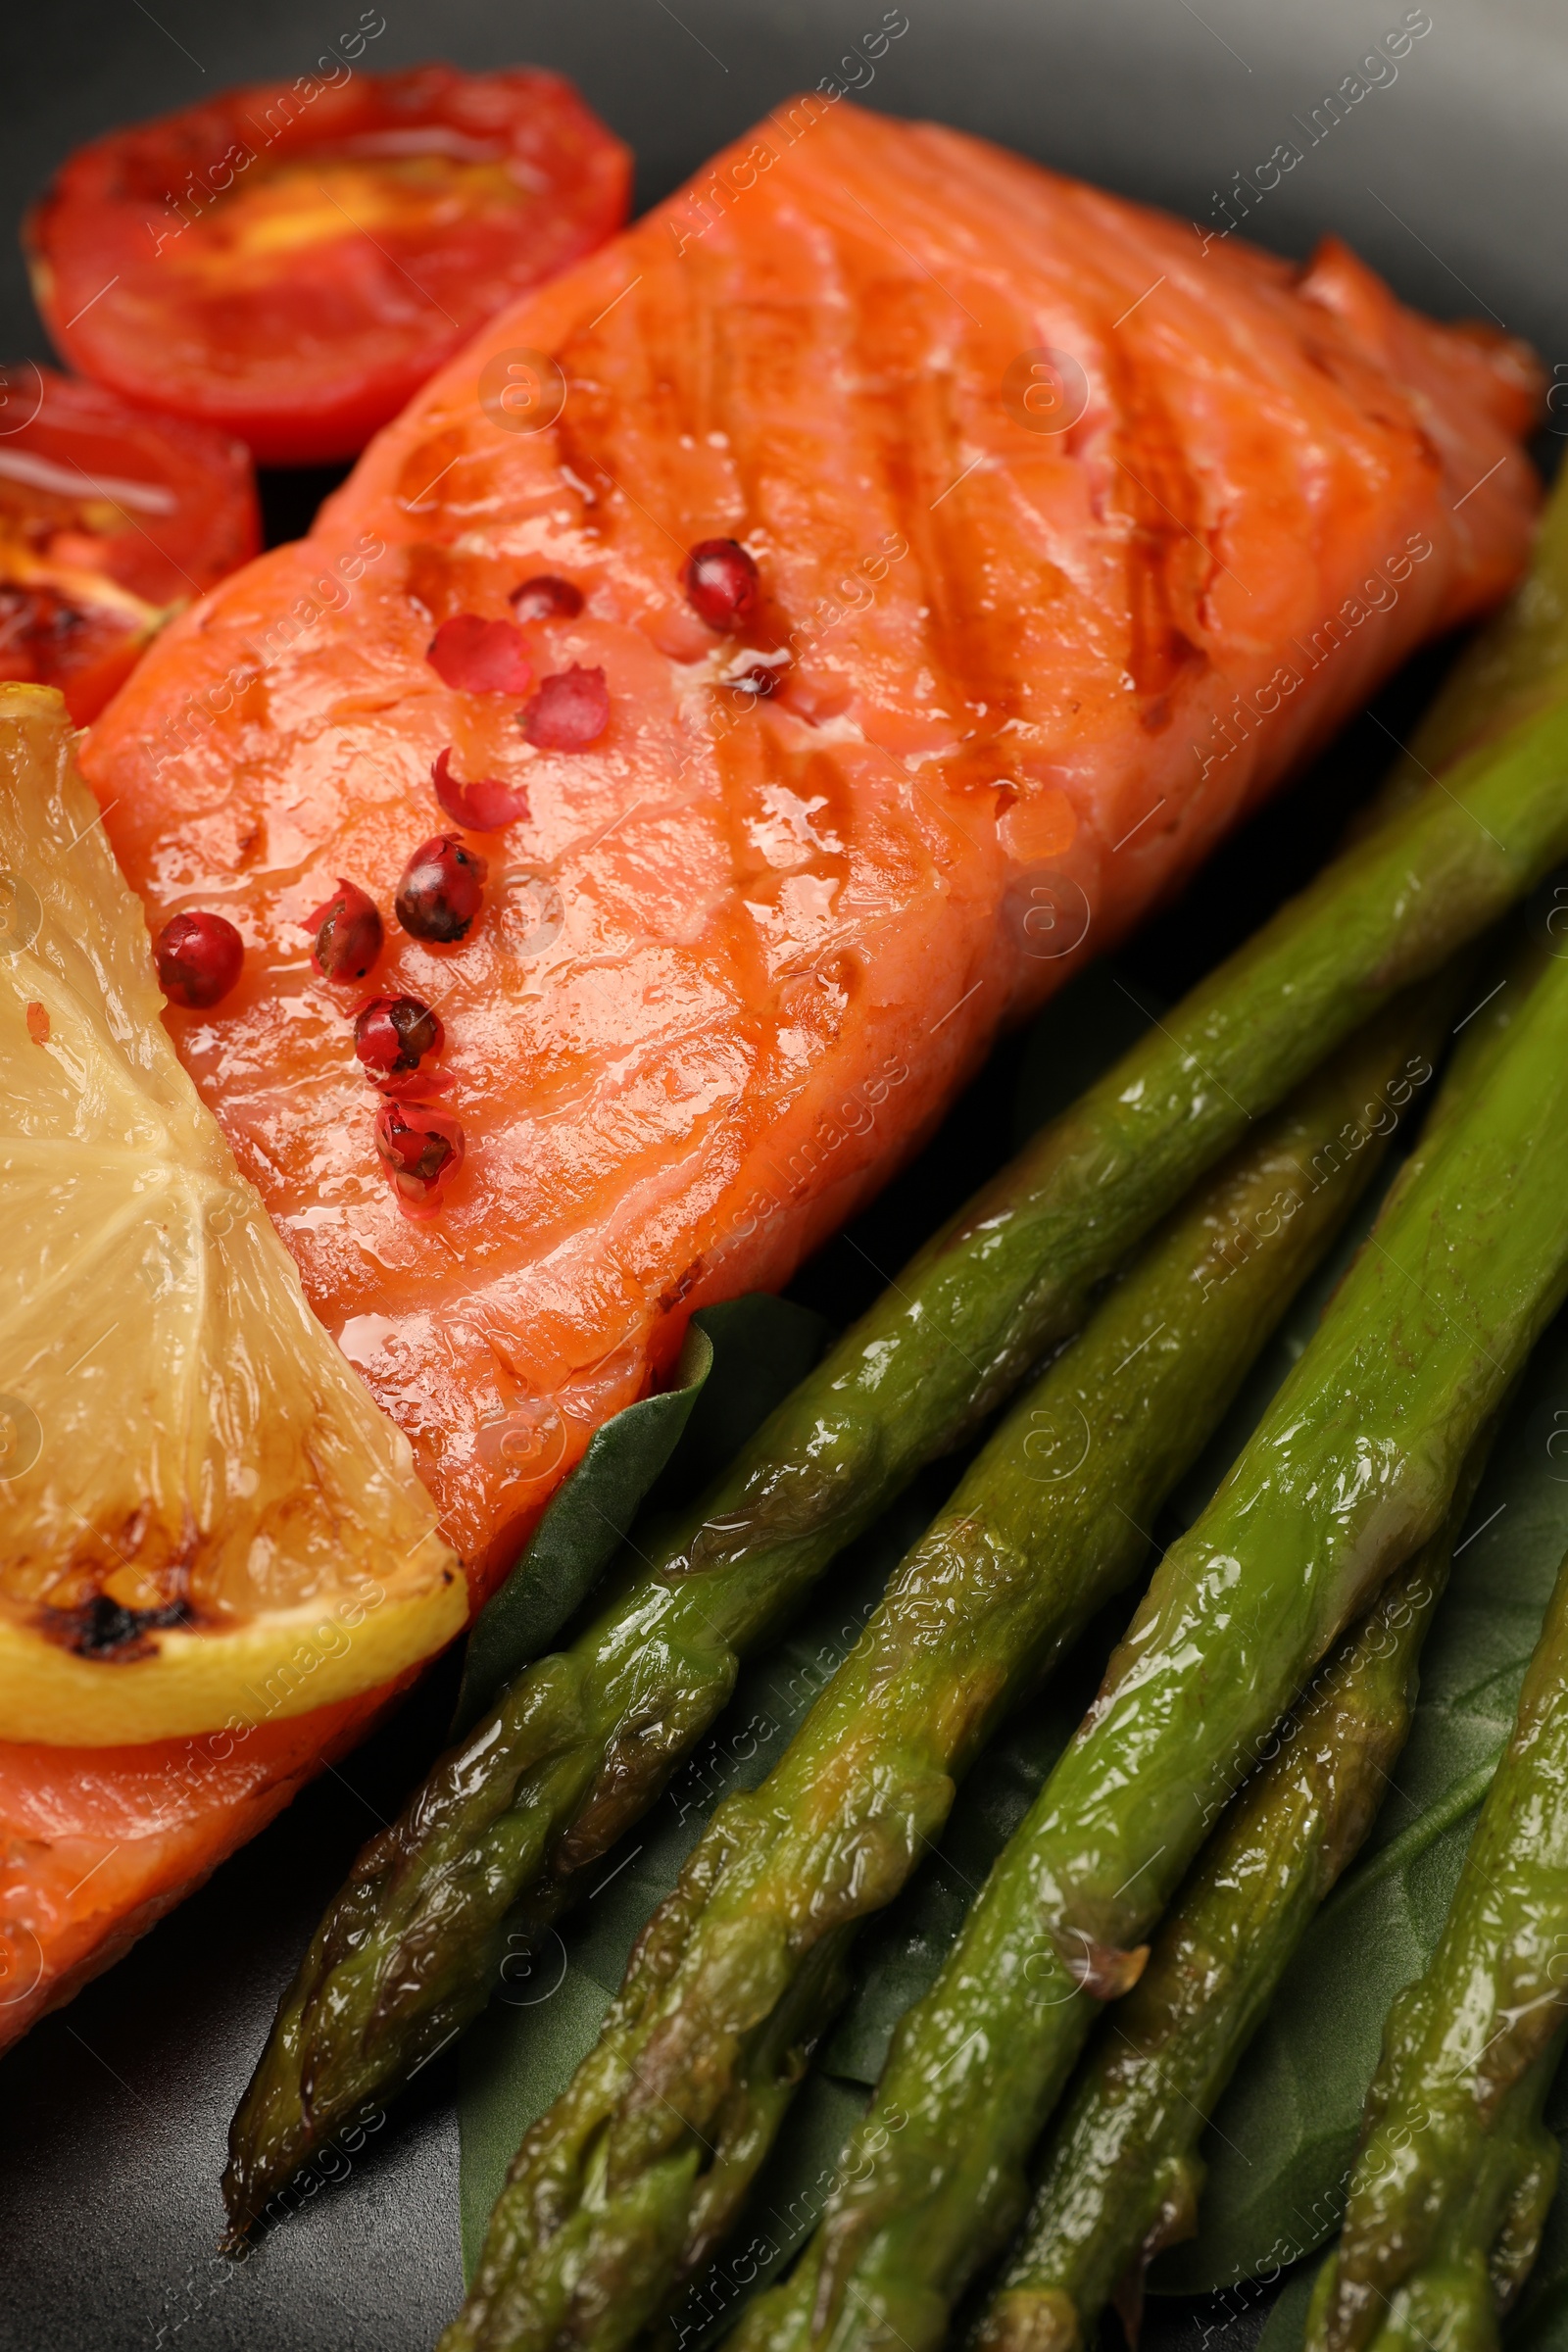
[723,933,1568,2352]
[441,997,1441,2352]
[1304,1530,1568,2351]
[226,690,1568,2230]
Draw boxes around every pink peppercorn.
[683,538,760,630]
[156,910,243,1008]
[309,880,383,983]
[374,1101,465,1217]
[395,834,488,943]
[355,995,445,1084]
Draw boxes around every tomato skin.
[27,65,632,466]
[0,368,258,722]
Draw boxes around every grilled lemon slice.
[0,684,465,1743]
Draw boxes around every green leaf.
[644,1293,837,1515]
[460,1967,613,2281]
[453,1296,827,1734]
[1152,1312,1568,2295]
[1254,2260,1319,2351]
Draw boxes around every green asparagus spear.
[972,1520,1465,2352]
[224,691,1568,2231]
[440,996,1441,2352]
[1298,2060,1561,2352]
[1304,1530,1568,2351]
[723,930,1568,2352]
[967,937,1547,2351]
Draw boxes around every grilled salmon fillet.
[0,1691,399,2046]
[7,97,1538,2046]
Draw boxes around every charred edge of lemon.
[0,1541,466,1746]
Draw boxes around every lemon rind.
[0,1538,466,1745]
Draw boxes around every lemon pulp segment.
[0,683,466,1742]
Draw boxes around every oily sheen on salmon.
[86,98,1541,1610]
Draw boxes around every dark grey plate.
[0,6,1561,2348]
